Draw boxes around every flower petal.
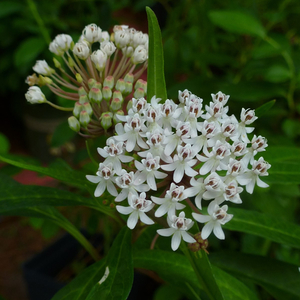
[201,221,214,239]
[157,228,175,237]
[127,211,139,229]
[213,222,225,240]
[171,231,182,251]
[116,205,134,215]
[86,175,101,184]
[181,231,196,243]
[139,212,154,225]
[94,181,106,197]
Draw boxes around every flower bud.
[89,87,102,103]
[53,58,61,69]
[25,73,39,86]
[33,60,54,76]
[124,73,134,83]
[188,232,209,252]
[124,81,133,96]
[134,87,146,99]
[76,73,83,83]
[110,97,122,112]
[131,31,148,48]
[114,30,130,48]
[91,50,107,71]
[93,81,102,89]
[135,79,147,94]
[100,31,110,42]
[88,78,96,89]
[49,34,73,56]
[100,112,113,129]
[113,25,129,33]
[131,45,148,64]
[68,56,75,67]
[113,90,123,103]
[79,110,91,127]
[100,41,116,56]
[115,79,126,94]
[83,102,93,116]
[114,110,124,124]
[79,94,88,104]
[38,75,53,86]
[103,76,114,89]
[73,102,83,117]
[25,86,46,104]
[73,41,90,60]
[68,116,80,132]
[102,86,112,102]
[123,46,134,57]
[78,86,87,96]
[126,100,133,112]
[82,24,102,43]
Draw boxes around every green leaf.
[133,249,258,300]
[146,7,167,101]
[262,146,300,163]
[209,10,266,38]
[154,285,183,300]
[85,227,133,300]
[264,64,291,83]
[0,153,88,188]
[210,251,300,300]
[52,258,107,300]
[255,100,276,118]
[14,37,46,68]
[266,162,300,184]
[0,133,10,154]
[51,120,76,148]
[224,208,300,249]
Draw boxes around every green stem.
[85,140,99,167]
[26,0,51,44]
[45,100,73,111]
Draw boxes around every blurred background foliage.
[1,0,300,284]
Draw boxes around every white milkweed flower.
[202,172,225,203]
[114,30,130,48]
[33,60,54,76]
[116,192,154,229]
[152,183,186,218]
[131,31,148,48]
[25,86,46,104]
[73,41,90,60]
[100,41,116,56]
[131,45,148,65]
[49,34,72,56]
[82,24,102,43]
[86,163,117,197]
[91,49,107,71]
[193,201,233,240]
[157,212,196,251]
[100,31,110,42]
[185,177,206,209]
[211,91,230,105]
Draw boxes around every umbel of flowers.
[86,90,270,251]
[25,24,148,138]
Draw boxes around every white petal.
[119,155,134,162]
[154,170,168,179]
[184,165,198,177]
[155,203,169,217]
[116,205,134,215]
[157,228,175,237]
[192,213,211,223]
[106,180,118,196]
[161,162,176,171]
[127,211,139,229]
[94,182,106,197]
[126,134,137,152]
[246,178,256,194]
[147,173,157,191]
[86,175,101,184]
[181,231,196,243]
[97,148,108,158]
[201,221,214,239]
[257,177,269,188]
[173,164,185,183]
[139,212,154,225]
[199,159,215,175]
[213,222,225,240]
[115,189,128,202]
[171,231,182,251]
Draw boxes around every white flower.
[100,41,116,56]
[132,45,148,64]
[192,201,233,240]
[152,183,186,217]
[202,172,225,203]
[114,30,130,48]
[91,49,108,71]
[25,86,46,104]
[116,192,154,229]
[86,163,117,197]
[73,41,90,60]
[33,60,54,76]
[211,91,230,105]
[100,31,110,42]
[82,24,102,43]
[134,153,167,190]
[159,99,181,131]
[240,108,257,125]
[157,212,196,251]
[131,31,148,48]
[185,177,206,209]
[49,34,72,55]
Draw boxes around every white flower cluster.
[87,90,270,251]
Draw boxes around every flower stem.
[45,100,73,111]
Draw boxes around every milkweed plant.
[18,7,284,300]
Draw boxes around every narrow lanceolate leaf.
[265,162,300,184]
[255,100,276,118]
[0,173,115,218]
[146,7,167,101]
[85,227,133,300]
[52,258,107,300]
[133,249,258,300]
[0,153,89,188]
[210,251,300,300]
[209,10,266,38]
[224,208,300,249]
[263,146,300,162]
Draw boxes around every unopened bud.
[93,81,102,89]
[79,110,91,127]
[188,232,209,253]
[113,90,123,103]
[79,94,88,104]
[68,116,80,132]
[25,73,39,86]
[78,86,87,96]
[25,86,46,104]
[103,76,114,89]
[89,87,102,103]
[115,79,126,94]
[124,73,134,83]
[53,58,61,69]
[114,110,124,124]
[83,102,93,116]
[88,78,96,89]
[126,100,133,112]
[110,98,122,112]
[73,102,83,117]
[76,73,83,83]
[100,112,113,130]
[68,57,75,67]
[124,81,133,96]
[134,87,146,99]
[102,86,112,102]
[38,75,52,86]
[135,79,147,94]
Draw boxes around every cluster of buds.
[25,24,148,138]
[86,90,271,251]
